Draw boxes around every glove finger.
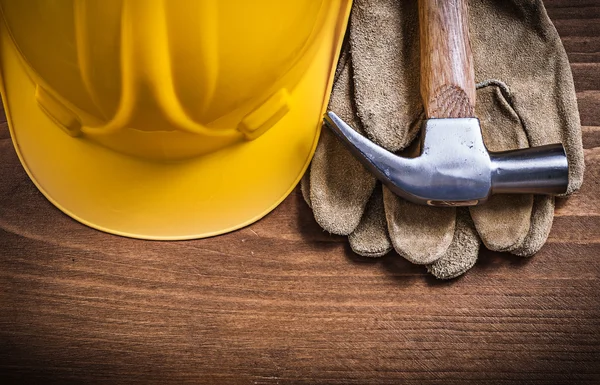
[349,0,421,151]
[300,172,312,209]
[510,196,555,257]
[469,82,534,251]
[427,208,480,280]
[470,194,532,252]
[384,187,455,265]
[470,0,584,195]
[309,49,376,235]
[349,185,392,257]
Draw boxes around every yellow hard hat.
[0,0,351,239]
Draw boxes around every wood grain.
[1,1,599,384]
[419,0,476,118]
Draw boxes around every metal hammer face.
[323,0,570,207]
[324,113,569,206]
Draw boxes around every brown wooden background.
[1,1,599,384]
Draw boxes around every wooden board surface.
[1,1,599,383]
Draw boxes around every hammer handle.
[419,0,476,118]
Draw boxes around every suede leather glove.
[303,0,584,279]
[302,46,392,258]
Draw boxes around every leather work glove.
[302,0,585,279]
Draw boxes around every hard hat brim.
[0,6,350,240]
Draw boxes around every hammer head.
[324,112,569,206]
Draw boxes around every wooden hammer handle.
[419,0,476,118]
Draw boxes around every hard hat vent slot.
[35,86,82,137]
[238,89,290,140]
